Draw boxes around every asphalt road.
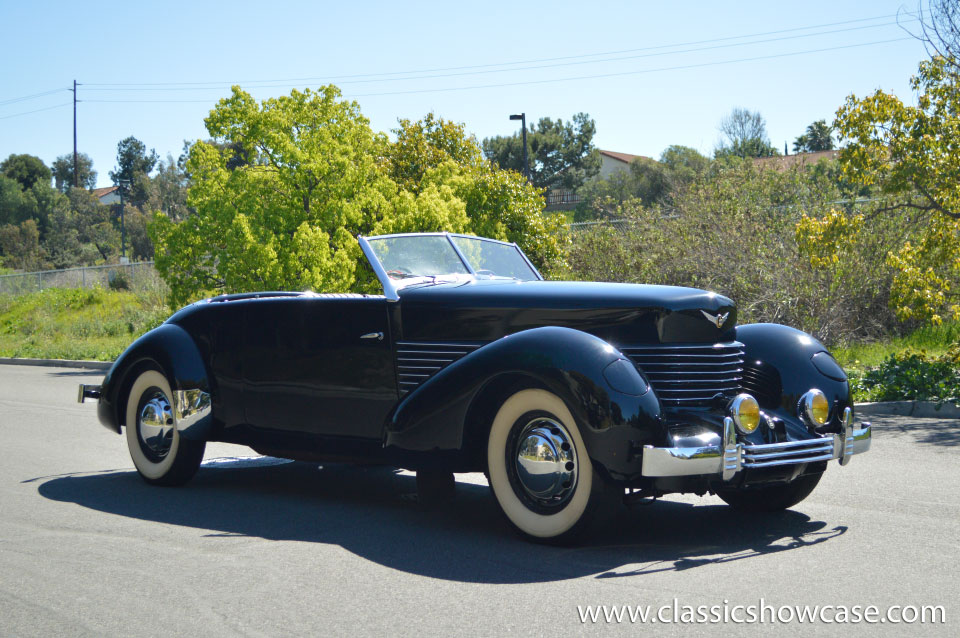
[1,364,957,637]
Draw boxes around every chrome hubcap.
[138,390,174,459]
[514,417,577,507]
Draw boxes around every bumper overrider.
[642,406,872,481]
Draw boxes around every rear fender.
[97,323,213,440]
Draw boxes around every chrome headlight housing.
[799,388,830,426]
[730,393,760,434]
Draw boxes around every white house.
[91,186,121,205]
[597,150,648,179]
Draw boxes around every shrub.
[568,160,907,345]
[850,347,960,403]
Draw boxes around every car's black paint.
[384,326,660,477]
[96,275,851,487]
[397,280,736,344]
[97,323,212,438]
[735,323,852,432]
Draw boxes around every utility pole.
[72,80,78,188]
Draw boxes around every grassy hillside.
[0,288,170,361]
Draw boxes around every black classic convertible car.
[79,232,871,542]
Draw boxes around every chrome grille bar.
[621,342,745,406]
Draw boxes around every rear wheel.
[125,369,205,486]
[715,472,823,512]
[486,389,617,543]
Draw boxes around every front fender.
[384,326,662,476]
[736,323,851,430]
[97,322,213,440]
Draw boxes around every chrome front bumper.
[642,416,872,481]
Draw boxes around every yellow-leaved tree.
[834,55,960,324]
[150,87,568,307]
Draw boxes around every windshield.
[451,236,538,281]
[367,235,469,280]
[365,234,540,286]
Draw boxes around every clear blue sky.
[0,0,929,188]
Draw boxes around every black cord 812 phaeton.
[78,232,871,542]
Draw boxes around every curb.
[0,357,112,371]
[856,400,960,420]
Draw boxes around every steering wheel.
[386,267,413,280]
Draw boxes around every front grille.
[621,342,745,406]
[396,341,485,394]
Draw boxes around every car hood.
[397,280,737,345]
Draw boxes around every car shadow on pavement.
[36,458,846,584]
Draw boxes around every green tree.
[659,145,711,187]
[1,154,51,190]
[383,114,568,272]
[482,113,601,189]
[0,219,44,271]
[793,120,835,153]
[42,200,84,269]
[109,136,159,206]
[144,154,191,221]
[151,86,407,306]
[152,88,569,307]
[0,175,34,226]
[67,188,120,263]
[714,108,779,158]
[576,146,711,220]
[51,153,97,192]
[385,112,484,194]
[835,55,960,322]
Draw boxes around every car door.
[242,296,397,440]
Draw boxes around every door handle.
[360,332,384,341]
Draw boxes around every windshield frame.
[358,232,543,301]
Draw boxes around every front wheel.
[486,389,617,543]
[715,472,823,512]
[125,369,205,486]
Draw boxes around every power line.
[78,19,916,93]
[0,102,72,120]
[78,37,915,104]
[346,37,915,98]
[0,88,68,107]
[82,13,905,89]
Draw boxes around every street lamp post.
[509,113,529,182]
[116,179,130,263]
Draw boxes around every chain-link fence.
[0,262,163,295]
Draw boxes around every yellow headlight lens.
[731,393,760,434]
[800,389,830,426]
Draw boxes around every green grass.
[832,320,960,373]
[0,288,170,361]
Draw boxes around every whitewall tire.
[487,388,615,542]
[125,369,205,486]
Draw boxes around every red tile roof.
[91,186,119,198]
[599,150,649,164]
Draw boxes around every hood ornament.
[701,309,730,329]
